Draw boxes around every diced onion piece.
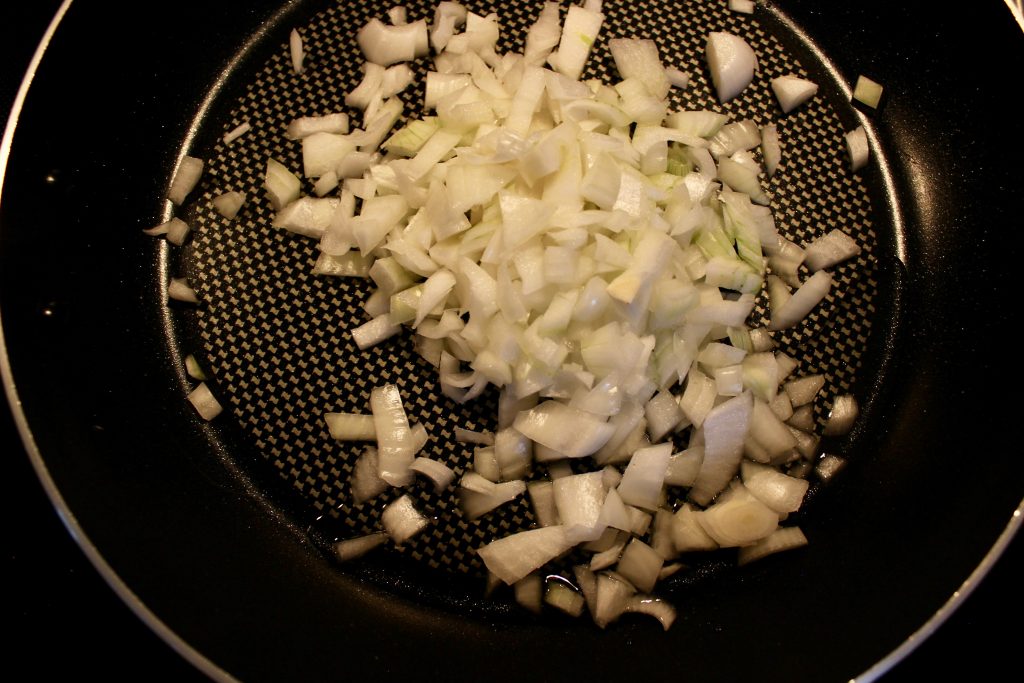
[728,0,755,14]
[768,270,832,331]
[553,471,607,542]
[264,159,301,211]
[325,412,376,441]
[478,526,575,585]
[290,29,305,74]
[573,565,599,619]
[824,394,859,436]
[334,532,388,562]
[351,446,388,505]
[286,113,350,140]
[803,229,861,271]
[187,382,222,421]
[222,121,251,144]
[853,75,884,109]
[816,453,846,481]
[212,191,245,220]
[671,502,719,552]
[381,494,429,544]
[846,125,869,172]
[313,252,374,278]
[644,391,684,443]
[737,526,808,565]
[761,123,780,177]
[625,596,677,630]
[697,489,779,547]
[459,478,527,520]
[168,156,203,205]
[552,5,604,80]
[593,571,636,628]
[455,427,494,445]
[741,461,809,513]
[357,18,429,66]
[515,574,543,614]
[784,374,825,407]
[352,314,401,350]
[168,277,199,303]
[513,401,615,459]
[545,578,585,617]
[705,31,756,103]
[770,75,818,114]
[528,480,560,527]
[665,447,703,487]
[370,383,415,487]
[615,539,663,593]
[689,391,753,506]
[184,354,208,381]
[609,38,669,99]
[617,443,672,511]
[665,67,689,89]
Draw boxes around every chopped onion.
[324,412,376,441]
[264,158,301,211]
[553,471,607,542]
[845,125,869,172]
[593,571,635,628]
[187,382,222,421]
[689,391,753,505]
[168,277,199,303]
[286,113,350,140]
[696,485,779,547]
[705,31,756,103]
[761,123,780,177]
[212,191,245,220]
[478,526,574,585]
[410,457,456,492]
[168,156,203,205]
[334,532,388,562]
[222,121,251,144]
[824,394,859,436]
[528,480,560,527]
[617,443,672,510]
[357,18,429,66]
[741,460,809,513]
[370,383,416,487]
[815,453,846,481]
[381,494,430,544]
[737,526,808,565]
[728,0,755,14]
[615,539,663,593]
[545,577,585,617]
[671,502,719,552]
[459,478,526,520]
[290,29,305,74]
[784,374,825,407]
[803,228,861,271]
[184,354,208,381]
[770,75,818,114]
[514,573,544,614]
[351,446,388,505]
[768,270,832,331]
[852,74,884,109]
[624,596,677,630]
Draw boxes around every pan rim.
[0,1,1019,680]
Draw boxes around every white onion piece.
[274,196,339,239]
[666,67,689,89]
[527,480,559,527]
[853,74,884,109]
[573,565,599,619]
[664,447,703,487]
[737,526,808,565]
[689,391,753,506]
[552,5,604,80]
[168,156,203,205]
[290,29,305,74]
[222,121,251,144]
[461,470,498,494]
[350,446,388,505]
[168,277,199,303]
[671,502,719,552]
[644,391,684,443]
[286,113,350,140]
[803,229,861,271]
[769,391,794,422]
[553,471,608,542]
[789,425,820,459]
[333,532,388,562]
[589,534,628,571]
[784,374,825,407]
[545,578,585,617]
[625,596,677,630]
[212,191,245,220]
[824,394,859,436]
[187,382,222,421]
[705,31,756,103]
[410,457,456,493]
[741,461,809,513]
[454,427,494,445]
[459,478,526,520]
[748,399,798,459]
[770,75,818,113]
[597,487,632,531]
[324,413,376,441]
[846,125,869,172]
[184,354,207,381]
[761,123,780,177]
[697,488,779,547]
[478,526,574,585]
[351,314,401,350]
[514,573,543,614]
[728,0,755,13]
[513,401,615,459]
[769,270,832,331]
[609,38,669,99]
[370,383,415,487]
[357,18,429,66]
[615,539,663,593]
[816,453,846,481]
[264,159,301,211]
[382,494,430,544]
[617,443,672,510]
[593,572,636,628]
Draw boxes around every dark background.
[2,3,1019,681]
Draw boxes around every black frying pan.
[3,1,1022,681]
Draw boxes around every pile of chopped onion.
[152,0,870,629]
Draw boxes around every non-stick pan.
[3,1,1022,681]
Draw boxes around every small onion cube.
[167,156,203,205]
[477,526,575,585]
[514,573,543,614]
[381,494,429,544]
[824,394,859,436]
[615,539,664,593]
[187,382,222,421]
[770,75,818,114]
[625,596,677,631]
[737,526,808,565]
[333,532,388,562]
[324,413,376,441]
[545,578,585,617]
[852,74,884,109]
[617,443,672,510]
[168,277,199,303]
[846,126,870,172]
[410,457,456,493]
[212,191,245,220]
[803,229,861,271]
[222,121,251,144]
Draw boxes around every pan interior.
[172,0,889,611]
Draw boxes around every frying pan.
[2,1,1021,681]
